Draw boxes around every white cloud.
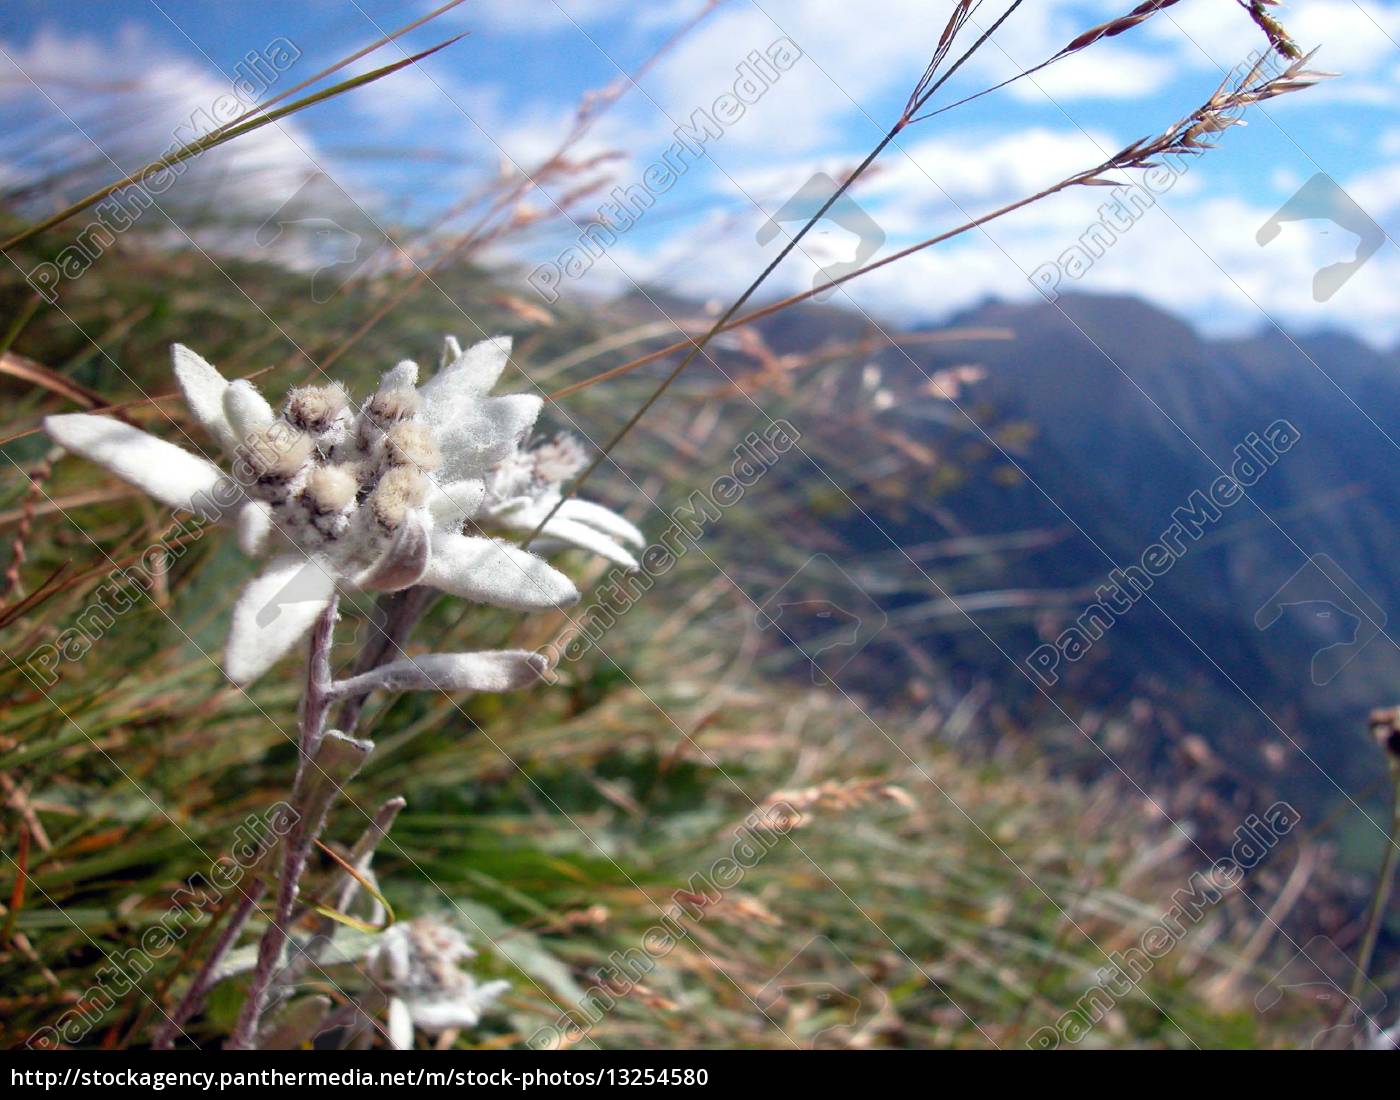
[964,1,1179,101]
[1009,44,1177,101]
[0,24,325,215]
[443,0,636,34]
[1147,0,1400,76]
[7,1,1396,346]
[871,126,1121,207]
[1345,159,1400,220]
[0,24,408,288]
[1287,0,1400,72]
[648,0,946,154]
[572,146,1400,350]
[352,0,1400,347]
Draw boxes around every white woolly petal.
[425,478,486,523]
[438,335,463,371]
[225,556,336,685]
[483,393,540,440]
[536,515,639,570]
[421,335,511,402]
[387,997,414,1051]
[424,532,578,610]
[373,926,413,984]
[556,498,646,548]
[502,502,637,569]
[44,414,230,518]
[339,650,548,695]
[490,494,537,519]
[433,394,542,480]
[236,501,272,557]
[171,344,235,449]
[408,983,509,1031]
[379,359,418,391]
[222,380,273,442]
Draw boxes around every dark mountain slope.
[746,290,1400,808]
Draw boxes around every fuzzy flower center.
[381,919,479,998]
[485,432,587,507]
[247,383,442,565]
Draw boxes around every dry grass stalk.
[760,778,915,829]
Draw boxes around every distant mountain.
[751,291,1400,813]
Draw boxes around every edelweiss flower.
[43,336,638,684]
[475,428,645,570]
[367,917,509,1050]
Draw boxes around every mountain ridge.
[741,289,1400,812]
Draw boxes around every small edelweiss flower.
[43,336,633,685]
[367,917,509,1050]
[475,429,645,570]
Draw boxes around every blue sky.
[2,0,1398,342]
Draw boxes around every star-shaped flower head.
[420,336,643,569]
[367,917,509,1050]
[43,337,636,685]
[474,429,645,570]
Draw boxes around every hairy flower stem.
[273,796,406,994]
[227,597,342,1050]
[152,880,265,1049]
[298,597,341,771]
[335,586,433,734]
[1338,765,1400,1036]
